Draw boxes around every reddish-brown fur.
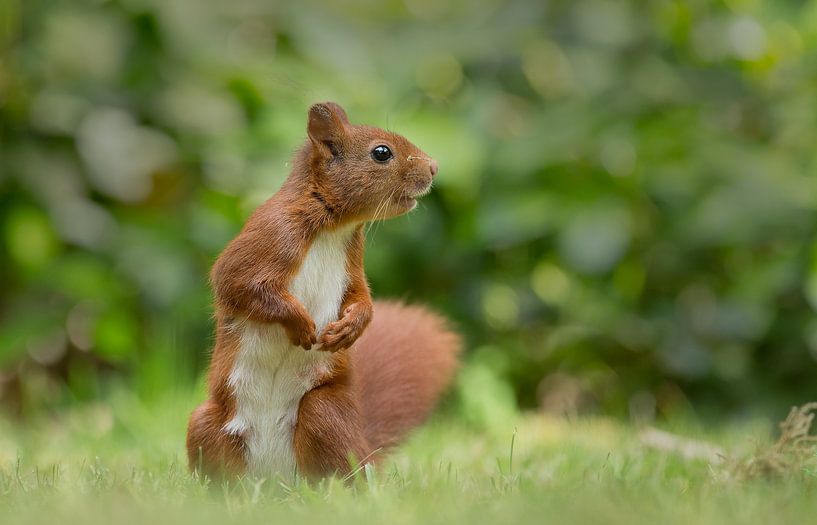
[187,102,460,479]
[186,314,246,475]
[352,302,460,451]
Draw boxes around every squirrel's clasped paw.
[318,303,372,352]
[282,309,318,350]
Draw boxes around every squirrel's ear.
[307,102,349,156]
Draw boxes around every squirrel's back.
[351,301,461,451]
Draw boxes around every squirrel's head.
[304,102,438,223]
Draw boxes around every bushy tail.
[351,300,461,451]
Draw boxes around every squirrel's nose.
[429,159,439,177]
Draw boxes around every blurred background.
[1,0,816,425]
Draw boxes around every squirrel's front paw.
[282,307,317,350]
[319,302,373,353]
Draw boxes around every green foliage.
[1,0,817,416]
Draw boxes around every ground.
[0,391,815,525]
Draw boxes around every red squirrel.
[186,102,461,479]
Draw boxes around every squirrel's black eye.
[371,145,393,163]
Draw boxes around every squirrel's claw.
[318,321,354,352]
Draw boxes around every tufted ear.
[307,102,349,157]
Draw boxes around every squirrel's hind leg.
[186,399,246,478]
[293,369,372,479]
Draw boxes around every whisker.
[370,188,396,239]
[365,197,382,235]
[365,191,390,237]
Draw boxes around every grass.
[0,389,816,525]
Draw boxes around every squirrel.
[186,102,461,480]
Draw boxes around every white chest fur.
[224,225,354,478]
